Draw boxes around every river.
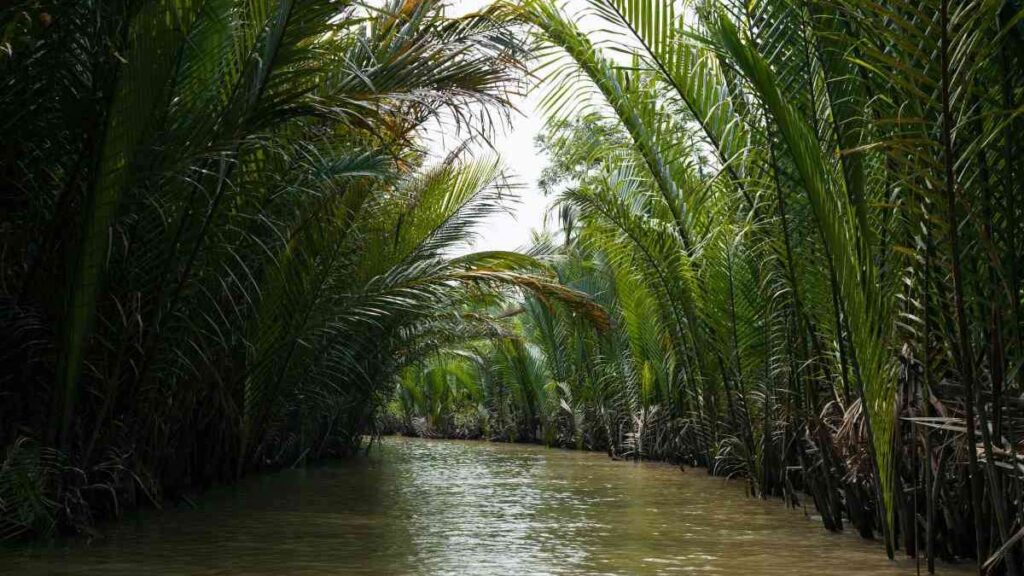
[2,437,975,575]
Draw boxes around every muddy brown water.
[1,436,976,575]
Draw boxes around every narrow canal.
[2,437,975,575]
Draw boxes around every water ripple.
[0,437,975,575]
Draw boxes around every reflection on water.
[2,437,975,575]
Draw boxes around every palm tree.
[457,0,1024,570]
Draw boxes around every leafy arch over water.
[2,0,1024,573]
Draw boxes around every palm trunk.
[938,1,987,569]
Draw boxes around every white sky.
[472,91,552,253]
[442,0,556,254]
[430,0,644,254]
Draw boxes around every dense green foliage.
[4,0,1024,572]
[390,0,1024,572]
[0,0,619,539]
